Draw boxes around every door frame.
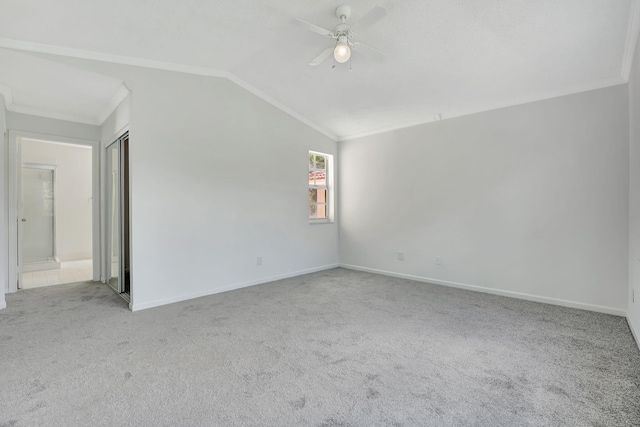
[7,130,100,293]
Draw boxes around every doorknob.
[21,218,26,222]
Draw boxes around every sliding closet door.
[122,135,130,295]
[106,142,120,292]
[106,133,131,299]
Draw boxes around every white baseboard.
[628,316,640,350]
[22,260,61,272]
[340,264,627,317]
[59,253,92,262]
[130,263,340,311]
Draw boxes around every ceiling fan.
[295,4,388,67]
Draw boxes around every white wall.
[21,139,93,261]
[628,30,640,344]
[101,94,130,148]
[0,95,5,142]
[0,94,7,308]
[125,69,338,310]
[340,85,629,314]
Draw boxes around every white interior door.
[21,165,56,264]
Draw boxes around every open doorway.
[18,138,94,289]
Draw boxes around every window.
[309,151,332,222]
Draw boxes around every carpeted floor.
[1,268,639,426]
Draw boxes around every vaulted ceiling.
[0,0,637,140]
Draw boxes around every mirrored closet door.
[106,133,130,299]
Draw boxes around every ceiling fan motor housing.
[335,5,352,21]
[333,23,352,38]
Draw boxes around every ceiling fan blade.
[351,6,388,30]
[352,42,386,60]
[294,18,334,37]
[309,47,334,66]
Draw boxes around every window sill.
[309,219,334,225]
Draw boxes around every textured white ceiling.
[0,0,636,139]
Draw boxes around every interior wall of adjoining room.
[339,85,630,314]
[628,27,640,343]
[4,112,101,288]
[21,139,93,261]
[0,94,7,307]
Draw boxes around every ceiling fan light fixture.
[334,36,351,63]
[296,5,387,67]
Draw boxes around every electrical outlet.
[257,256,262,266]
[435,256,442,265]
[397,252,404,261]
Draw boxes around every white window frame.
[309,150,334,224]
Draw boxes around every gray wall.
[339,85,629,313]
[6,112,100,142]
[628,30,640,342]
[0,94,6,307]
[100,94,130,148]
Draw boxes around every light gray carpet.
[1,268,639,426]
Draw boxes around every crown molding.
[336,114,443,142]
[0,37,631,144]
[226,74,337,141]
[622,0,640,81]
[0,38,226,78]
[338,78,627,142]
[443,77,627,121]
[0,38,338,141]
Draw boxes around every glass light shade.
[334,42,351,63]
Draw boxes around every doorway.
[18,139,94,289]
[106,132,131,299]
